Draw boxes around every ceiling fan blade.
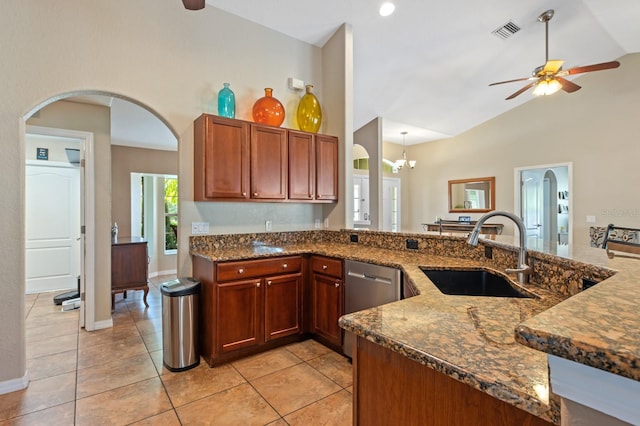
[505,81,539,100]
[541,59,564,74]
[555,77,581,93]
[559,60,620,76]
[489,76,536,86]
[182,0,205,10]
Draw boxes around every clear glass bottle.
[218,83,235,118]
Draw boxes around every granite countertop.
[191,241,564,423]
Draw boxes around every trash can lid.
[161,277,201,297]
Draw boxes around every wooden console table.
[111,237,149,310]
[422,222,504,235]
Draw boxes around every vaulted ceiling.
[209,0,640,144]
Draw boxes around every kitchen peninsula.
[190,229,640,425]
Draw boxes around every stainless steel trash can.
[161,277,200,372]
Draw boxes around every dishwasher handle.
[347,270,393,285]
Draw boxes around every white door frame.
[514,162,573,246]
[26,125,96,331]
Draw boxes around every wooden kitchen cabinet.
[250,125,287,200]
[264,273,302,341]
[310,255,344,349]
[194,114,250,201]
[288,131,315,200]
[315,134,339,201]
[193,255,304,366]
[216,278,263,353]
[193,114,337,203]
[111,238,148,310]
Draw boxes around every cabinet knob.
[282,263,288,269]
[256,282,260,288]
[238,268,244,274]
[322,265,328,270]
[267,280,272,286]
[253,192,258,196]
[242,192,247,196]
[335,282,340,288]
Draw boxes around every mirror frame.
[448,176,495,213]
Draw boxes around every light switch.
[191,222,209,234]
[586,215,596,223]
[265,220,272,232]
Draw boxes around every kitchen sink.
[419,267,534,298]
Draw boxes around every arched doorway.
[23,90,178,331]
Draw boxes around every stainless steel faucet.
[467,210,531,284]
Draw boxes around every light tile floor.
[1,275,353,425]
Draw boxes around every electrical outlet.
[324,218,329,228]
[315,219,321,229]
[586,215,596,223]
[265,220,272,232]
[191,222,209,235]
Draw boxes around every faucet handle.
[505,265,531,284]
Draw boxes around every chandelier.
[395,131,416,170]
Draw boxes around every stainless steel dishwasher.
[343,260,401,357]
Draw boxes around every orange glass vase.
[252,88,285,127]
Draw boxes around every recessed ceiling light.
[379,2,395,17]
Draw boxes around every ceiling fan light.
[533,79,561,96]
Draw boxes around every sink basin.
[419,267,534,298]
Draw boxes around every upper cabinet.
[194,114,338,203]
[315,134,339,201]
[194,115,250,200]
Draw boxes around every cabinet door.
[315,134,338,201]
[216,278,264,353]
[288,131,315,200]
[264,273,302,342]
[312,272,343,346]
[111,243,148,290]
[250,125,287,199]
[194,115,249,200]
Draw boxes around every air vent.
[492,21,521,39]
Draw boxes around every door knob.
[334,282,340,288]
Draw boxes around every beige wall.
[0,0,350,386]
[404,53,640,246]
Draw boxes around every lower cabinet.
[310,255,344,349]
[194,255,304,366]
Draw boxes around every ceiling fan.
[182,0,205,10]
[490,9,620,100]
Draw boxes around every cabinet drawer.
[217,256,302,282]
[311,256,343,278]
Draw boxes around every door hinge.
[80,292,85,301]
[81,225,86,234]
[80,159,85,167]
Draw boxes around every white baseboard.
[0,370,29,395]
[93,318,114,330]
[149,269,177,278]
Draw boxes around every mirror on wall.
[448,176,495,213]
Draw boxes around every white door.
[25,162,81,293]
[382,177,401,232]
[521,173,542,238]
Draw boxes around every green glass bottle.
[296,85,322,133]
